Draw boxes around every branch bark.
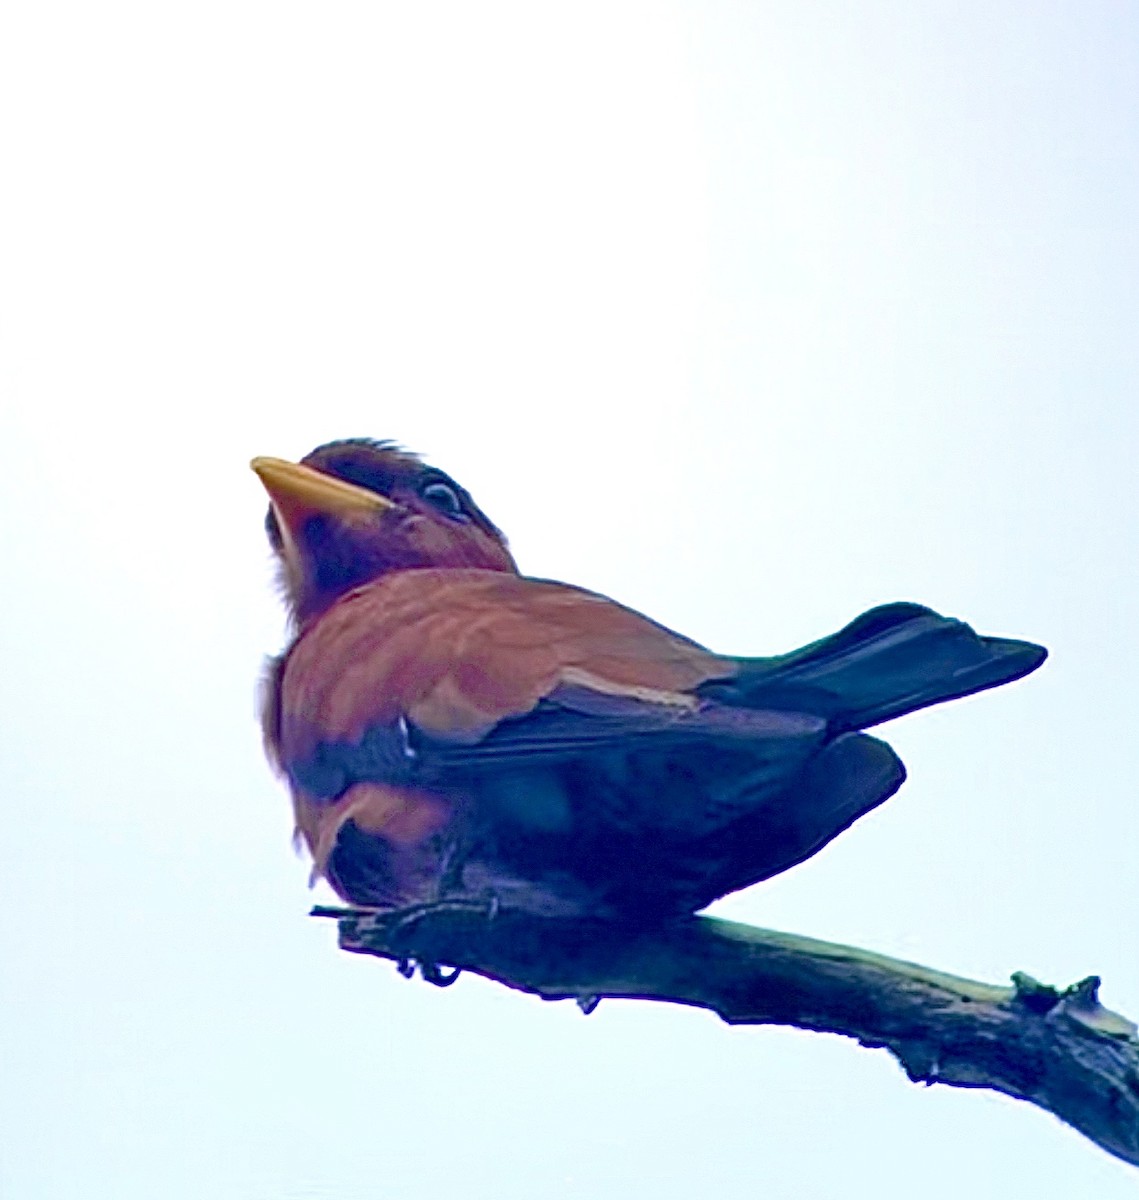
[313,904,1139,1167]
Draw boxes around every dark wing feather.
[408,687,833,838]
[411,684,824,767]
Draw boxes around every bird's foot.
[419,961,463,987]
[383,896,499,988]
[394,955,461,987]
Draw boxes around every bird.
[253,438,1046,923]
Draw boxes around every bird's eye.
[420,480,466,519]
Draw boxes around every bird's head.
[252,438,517,624]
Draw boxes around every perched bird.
[254,438,1046,922]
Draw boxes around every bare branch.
[312,904,1139,1168]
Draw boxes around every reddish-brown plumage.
[274,568,733,761]
[266,566,737,902]
[254,438,1047,919]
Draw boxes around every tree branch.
[312,904,1139,1167]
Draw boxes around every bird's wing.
[408,681,821,769]
[276,569,730,753]
[273,569,829,797]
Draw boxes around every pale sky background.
[2,3,1138,1197]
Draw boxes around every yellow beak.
[251,456,399,536]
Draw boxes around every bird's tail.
[701,602,1047,732]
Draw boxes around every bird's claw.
[394,956,460,986]
[419,962,463,987]
[393,951,460,985]
[383,897,497,988]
